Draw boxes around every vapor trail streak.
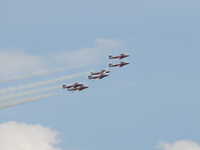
[0,94,56,109]
[0,64,86,83]
[0,85,60,101]
[0,72,88,94]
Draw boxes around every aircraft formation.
[63,52,130,92]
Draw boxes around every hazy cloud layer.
[53,38,125,65]
[157,140,200,150]
[0,38,125,77]
[0,121,61,150]
[95,38,124,48]
[0,49,45,77]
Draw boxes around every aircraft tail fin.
[108,54,112,58]
[62,84,66,89]
[88,75,92,79]
[90,70,93,74]
[108,63,112,67]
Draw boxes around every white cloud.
[0,38,127,77]
[54,47,105,65]
[157,140,200,150]
[94,38,124,48]
[0,121,61,150]
[53,38,125,65]
[0,49,46,77]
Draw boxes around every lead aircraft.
[108,60,129,68]
[108,53,129,60]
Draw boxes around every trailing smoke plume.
[0,94,56,109]
[0,72,88,95]
[0,64,86,83]
[0,85,60,101]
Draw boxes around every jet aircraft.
[63,84,89,92]
[108,60,129,68]
[62,82,83,89]
[89,69,110,76]
[88,73,109,80]
[108,53,129,60]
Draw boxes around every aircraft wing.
[72,89,79,93]
[93,77,99,81]
[114,65,120,69]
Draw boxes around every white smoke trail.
[0,94,56,109]
[0,72,88,95]
[0,64,87,83]
[0,85,61,101]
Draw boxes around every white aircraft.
[108,60,129,68]
[88,72,109,81]
[108,53,129,60]
[89,69,110,76]
[62,83,88,92]
[62,82,83,89]
[66,84,89,92]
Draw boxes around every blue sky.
[0,0,200,150]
